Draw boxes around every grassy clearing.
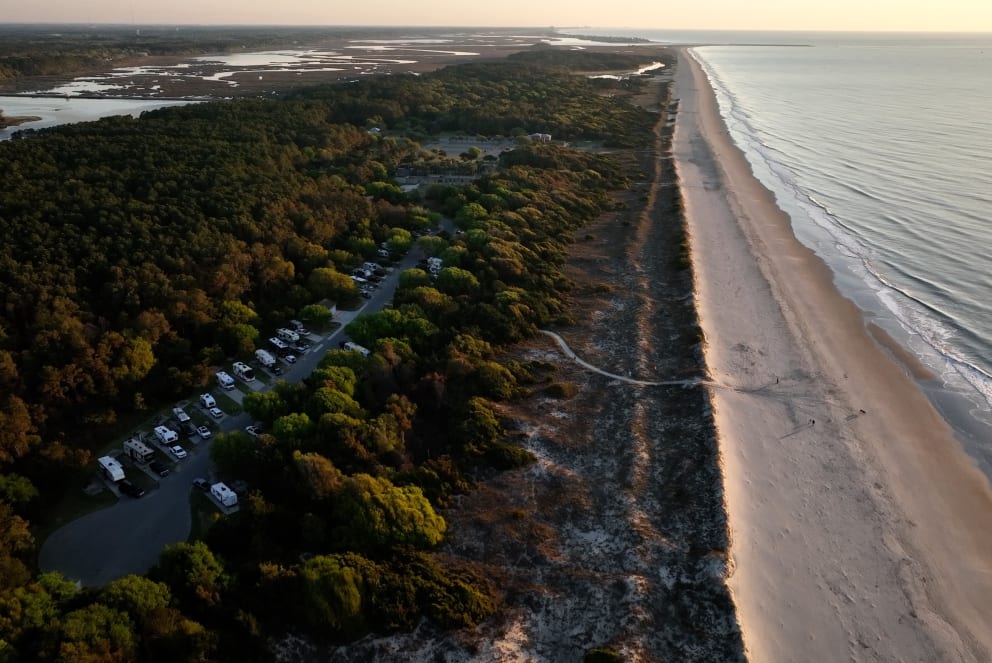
[34,479,117,546]
[187,491,221,542]
[214,391,243,414]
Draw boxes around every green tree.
[308,268,358,302]
[156,541,226,608]
[293,451,344,500]
[436,267,480,296]
[223,322,260,357]
[386,228,413,254]
[58,603,137,663]
[299,554,373,635]
[242,390,290,424]
[0,474,38,505]
[398,268,431,290]
[0,573,76,646]
[0,396,36,465]
[299,303,332,328]
[100,576,172,621]
[333,474,446,550]
[454,202,488,230]
[210,431,258,477]
[218,300,258,326]
[308,387,364,420]
[416,235,447,257]
[273,412,314,445]
[0,502,33,590]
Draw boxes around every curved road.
[40,245,425,586]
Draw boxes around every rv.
[211,482,238,507]
[342,341,371,358]
[268,336,288,351]
[154,425,179,444]
[97,456,125,482]
[232,361,255,382]
[276,328,300,343]
[255,349,276,368]
[123,437,155,463]
[216,371,235,390]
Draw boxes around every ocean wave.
[694,46,992,416]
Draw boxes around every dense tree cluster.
[287,60,659,146]
[0,53,658,658]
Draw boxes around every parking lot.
[39,243,428,586]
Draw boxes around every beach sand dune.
[675,48,992,662]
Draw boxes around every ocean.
[574,29,992,472]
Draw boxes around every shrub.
[543,382,578,399]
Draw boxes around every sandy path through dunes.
[674,48,992,662]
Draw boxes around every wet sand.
[674,48,992,662]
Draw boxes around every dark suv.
[149,460,170,477]
[118,480,145,498]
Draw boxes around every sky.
[4,0,992,33]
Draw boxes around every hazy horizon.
[3,22,992,35]
[3,0,991,33]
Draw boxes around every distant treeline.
[0,54,664,659]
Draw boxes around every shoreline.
[674,46,992,662]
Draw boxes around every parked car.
[118,480,145,498]
[295,340,311,351]
[360,290,372,299]
[179,421,197,437]
[283,354,297,364]
[245,425,261,438]
[270,364,283,375]
[149,460,170,477]
[199,393,216,408]
[192,478,210,491]
[169,444,188,460]
[208,407,224,419]
[197,425,212,439]
[172,407,191,423]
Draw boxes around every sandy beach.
[674,47,992,661]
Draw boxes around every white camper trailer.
[342,341,371,358]
[210,482,238,507]
[97,456,125,482]
[255,349,276,368]
[232,361,255,382]
[216,371,235,390]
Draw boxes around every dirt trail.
[537,330,703,388]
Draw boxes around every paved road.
[39,247,426,586]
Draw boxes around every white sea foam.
[693,41,992,430]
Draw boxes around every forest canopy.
[0,51,665,659]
